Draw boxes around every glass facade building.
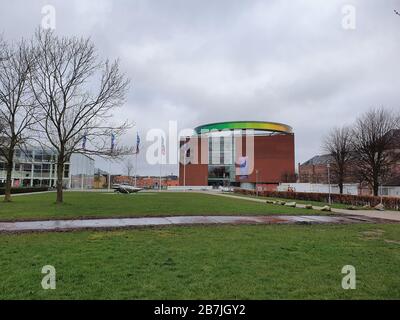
[0,148,95,189]
[207,134,236,187]
[69,153,95,189]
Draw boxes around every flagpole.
[109,132,114,192]
[183,162,186,191]
[159,160,162,191]
[160,136,165,191]
[81,131,87,190]
[135,131,140,188]
[160,141,162,191]
[134,152,137,187]
[108,161,111,192]
[182,141,187,192]
[183,154,186,192]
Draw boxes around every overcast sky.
[1,0,399,175]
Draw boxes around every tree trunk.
[373,182,379,197]
[339,181,344,195]
[372,170,380,196]
[56,154,64,204]
[4,149,14,202]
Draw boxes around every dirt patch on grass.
[384,239,400,245]
[87,231,129,240]
[360,229,385,240]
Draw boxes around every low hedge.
[0,187,49,195]
[234,188,400,211]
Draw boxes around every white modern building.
[0,148,94,189]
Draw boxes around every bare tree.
[0,112,6,145]
[280,171,297,183]
[0,38,37,202]
[123,157,134,178]
[352,108,400,196]
[31,29,131,204]
[323,126,352,194]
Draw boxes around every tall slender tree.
[31,29,131,204]
[323,126,352,194]
[352,108,400,196]
[0,38,37,202]
[124,157,134,178]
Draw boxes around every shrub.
[233,188,400,211]
[0,187,49,195]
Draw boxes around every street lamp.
[327,163,332,205]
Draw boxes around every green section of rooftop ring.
[194,121,293,134]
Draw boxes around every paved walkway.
[0,191,398,233]
[207,192,400,222]
[0,214,391,233]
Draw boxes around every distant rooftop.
[301,154,333,166]
[390,129,400,147]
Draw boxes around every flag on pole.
[161,136,166,156]
[111,133,115,154]
[136,132,140,154]
[184,142,190,156]
[182,142,190,164]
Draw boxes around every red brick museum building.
[178,121,295,189]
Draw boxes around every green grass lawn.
[0,191,321,221]
[1,223,399,299]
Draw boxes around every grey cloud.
[1,0,399,174]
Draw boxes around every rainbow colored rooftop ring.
[194,121,293,135]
